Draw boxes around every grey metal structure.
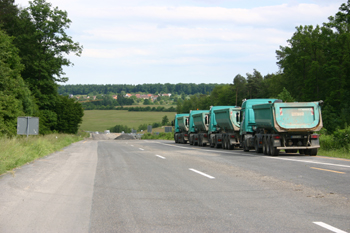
[132,129,137,134]
[164,126,173,133]
[17,117,39,137]
[147,125,152,133]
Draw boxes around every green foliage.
[141,132,173,140]
[138,123,148,131]
[277,87,295,102]
[0,0,84,136]
[162,115,169,125]
[0,28,37,136]
[58,83,217,96]
[319,126,350,152]
[109,125,131,133]
[55,96,84,134]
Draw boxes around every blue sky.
[15,0,346,85]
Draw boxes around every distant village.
[70,93,172,102]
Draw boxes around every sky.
[15,0,346,85]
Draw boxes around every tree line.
[58,83,218,95]
[0,0,84,136]
[177,1,350,134]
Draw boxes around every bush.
[319,126,350,151]
[141,132,173,140]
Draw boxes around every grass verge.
[0,131,88,175]
[318,148,350,159]
[141,132,173,140]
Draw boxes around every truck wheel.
[266,137,271,155]
[299,149,305,155]
[305,149,317,156]
[175,135,178,143]
[226,138,230,150]
[183,140,187,144]
[222,136,227,149]
[243,140,249,152]
[199,137,202,147]
[263,137,267,155]
[210,139,214,148]
[229,144,234,150]
[309,149,318,156]
[270,137,279,156]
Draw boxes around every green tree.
[0,29,37,136]
[14,0,82,110]
[277,87,295,102]
[55,95,84,134]
[162,115,169,125]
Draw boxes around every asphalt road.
[0,138,349,233]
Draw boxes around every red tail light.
[185,134,188,137]
[311,134,319,139]
[230,135,235,138]
[204,134,208,138]
[274,136,281,139]
[218,139,222,142]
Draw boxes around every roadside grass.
[0,132,88,175]
[141,132,173,140]
[81,110,176,132]
[318,148,350,160]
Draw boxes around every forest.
[0,0,84,136]
[58,83,217,96]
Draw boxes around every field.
[80,110,176,132]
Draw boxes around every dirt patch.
[114,134,137,140]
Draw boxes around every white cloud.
[13,0,345,84]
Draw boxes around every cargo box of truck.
[250,100,323,156]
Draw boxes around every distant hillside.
[58,83,219,95]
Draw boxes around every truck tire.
[263,137,267,155]
[210,139,214,148]
[305,149,318,156]
[270,137,280,156]
[199,137,203,147]
[299,149,305,155]
[243,140,249,152]
[222,136,227,149]
[226,138,230,150]
[229,144,234,150]
[266,137,271,155]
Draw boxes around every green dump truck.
[190,110,210,146]
[212,107,241,149]
[202,106,241,148]
[174,113,189,144]
[240,99,323,156]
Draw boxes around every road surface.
[0,138,349,232]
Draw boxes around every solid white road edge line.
[265,157,350,168]
[156,155,166,159]
[189,168,215,179]
[313,222,347,233]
